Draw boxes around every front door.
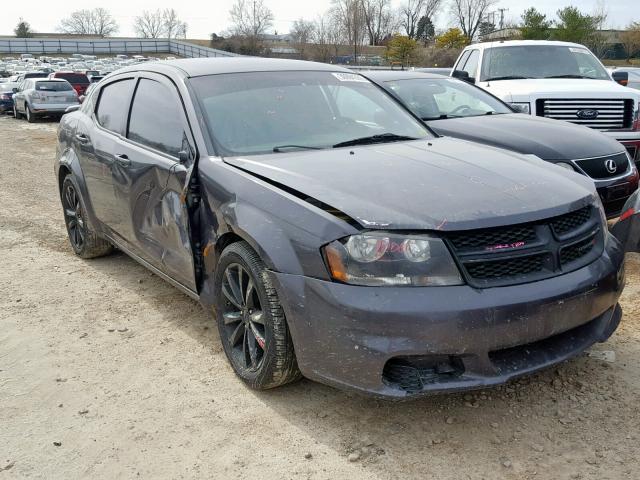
[109,75,197,291]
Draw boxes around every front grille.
[574,152,630,180]
[550,206,591,235]
[625,145,638,163]
[560,234,597,265]
[536,98,634,131]
[448,224,536,251]
[465,253,547,280]
[443,205,602,288]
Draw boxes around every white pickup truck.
[451,40,640,165]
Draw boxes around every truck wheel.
[61,175,112,259]
[214,241,301,390]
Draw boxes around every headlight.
[323,232,464,286]
[556,161,576,171]
[510,102,531,114]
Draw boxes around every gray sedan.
[12,78,79,122]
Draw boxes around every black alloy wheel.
[63,180,85,252]
[221,263,267,371]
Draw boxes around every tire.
[61,175,112,259]
[25,104,35,123]
[214,241,301,390]
[13,104,20,119]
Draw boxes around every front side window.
[190,71,430,156]
[127,78,186,157]
[461,50,479,79]
[481,45,610,81]
[95,79,135,135]
[385,78,511,120]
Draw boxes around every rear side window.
[127,78,185,157]
[96,79,135,135]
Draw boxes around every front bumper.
[271,237,625,399]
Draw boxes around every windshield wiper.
[272,144,322,153]
[544,74,597,79]
[332,133,418,148]
[422,114,460,120]
[484,75,533,81]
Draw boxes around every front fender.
[610,190,640,253]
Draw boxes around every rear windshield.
[36,81,73,91]
[56,73,89,84]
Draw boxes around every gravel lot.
[1,114,640,480]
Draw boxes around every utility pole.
[497,8,508,30]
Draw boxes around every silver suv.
[12,78,79,122]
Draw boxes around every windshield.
[36,81,73,91]
[481,45,610,81]
[384,77,511,119]
[190,71,431,156]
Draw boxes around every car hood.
[481,78,640,101]
[427,114,625,161]
[223,137,597,231]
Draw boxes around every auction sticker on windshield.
[332,72,368,82]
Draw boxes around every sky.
[1,0,636,39]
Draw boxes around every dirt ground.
[1,114,640,480]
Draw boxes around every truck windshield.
[481,45,610,81]
[190,71,431,156]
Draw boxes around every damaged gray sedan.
[55,58,628,398]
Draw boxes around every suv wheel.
[214,241,301,390]
[61,175,112,258]
[25,104,35,123]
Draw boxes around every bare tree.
[134,10,165,38]
[400,0,441,39]
[229,0,274,38]
[331,0,367,61]
[450,0,497,41]
[312,14,333,62]
[163,9,188,39]
[362,0,397,45]
[290,18,315,59]
[58,8,119,36]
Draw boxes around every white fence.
[0,38,238,58]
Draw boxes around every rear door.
[76,77,136,230]
[110,74,197,291]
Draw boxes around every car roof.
[34,78,67,82]
[470,40,588,50]
[363,70,451,81]
[113,57,353,78]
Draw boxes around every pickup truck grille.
[536,99,634,131]
[443,206,603,288]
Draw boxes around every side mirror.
[12,87,18,93]
[452,69,473,83]
[65,104,81,114]
[178,150,189,164]
[612,71,629,86]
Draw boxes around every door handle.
[75,133,89,144]
[115,153,131,167]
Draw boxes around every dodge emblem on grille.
[576,109,599,120]
[605,158,617,174]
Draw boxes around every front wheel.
[61,175,112,259]
[214,241,301,390]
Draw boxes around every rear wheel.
[25,104,35,123]
[215,241,301,390]
[61,175,112,259]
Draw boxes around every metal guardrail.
[0,37,238,58]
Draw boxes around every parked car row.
[54,53,640,399]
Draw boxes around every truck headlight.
[323,232,464,286]
[510,102,531,114]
